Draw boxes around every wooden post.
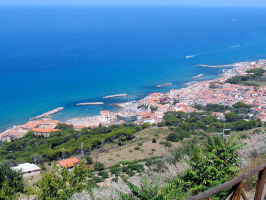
[225,182,243,200]
[241,190,248,200]
[254,167,266,200]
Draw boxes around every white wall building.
[12,163,41,177]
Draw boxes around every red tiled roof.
[32,128,60,133]
[58,158,80,168]
[100,110,110,114]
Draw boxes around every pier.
[102,94,127,99]
[155,83,172,88]
[76,102,104,106]
[29,107,64,120]
[185,81,198,86]
[191,74,204,79]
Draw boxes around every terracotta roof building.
[58,158,80,169]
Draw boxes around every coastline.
[63,60,261,126]
[196,61,254,68]
[0,59,263,133]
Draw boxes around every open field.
[91,127,177,168]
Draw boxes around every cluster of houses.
[12,157,80,177]
[2,60,266,140]
[0,117,60,142]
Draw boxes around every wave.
[185,55,195,58]
[230,45,240,48]
[186,44,241,59]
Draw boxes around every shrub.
[138,142,143,146]
[111,177,118,182]
[116,153,120,157]
[164,141,172,147]
[110,167,120,175]
[40,165,47,171]
[152,138,157,143]
[93,161,105,171]
[115,159,137,166]
[129,149,133,153]
[159,141,165,145]
[98,171,109,179]
[86,156,93,164]
[151,148,156,151]
[182,136,244,198]
[134,146,140,150]
[91,176,103,183]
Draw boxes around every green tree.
[93,161,105,171]
[203,115,217,125]
[142,123,151,129]
[225,112,243,122]
[232,102,251,109]
[182,136,244,198]
[0,161,25,199]
[34,161,91,200]
[246,68,265,76]
[85,156,93,164]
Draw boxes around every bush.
[86,156,93,164]
[134,146,140,150]
[0,161,25,199]
[40,165,47,171]
[181,136,244,198]
[93,161,105,171]
[91,176,103,183]
[138,142,143,146]
[129,149,133,153]
[111,177,118,182]
[98,171,109,179]
[164,141,172,147]
[152,138,157,143]
[110,167,120,175]
[151,148,156,151]
[115,159,137,166]
[159,141,165,145]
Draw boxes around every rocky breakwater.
[102,94,128,99]
[155,83,172,88]
[29,107,64,120]
[76,102,104,106]
[191,74,204,79]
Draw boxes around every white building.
[12,163,41,177]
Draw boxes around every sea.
[1,5,266,131]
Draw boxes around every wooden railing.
[188,163,266,200]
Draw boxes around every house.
[58,158,80,169]
[12,163,41,177]
[22,120,61,137]
[73,125,87,131]
[100,110,113,122]
[149,93,161,99]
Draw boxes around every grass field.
[91,127,176,168]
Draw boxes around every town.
[1,59,266,142]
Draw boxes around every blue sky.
[0,0,265,6]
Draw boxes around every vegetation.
[33,161,92,200]
[225,68,266,86]
[93,161,105,171]
[181,136,244,198]
[0,124,143,163]
[0,161,25,199]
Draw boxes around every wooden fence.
[188,163,266,200]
